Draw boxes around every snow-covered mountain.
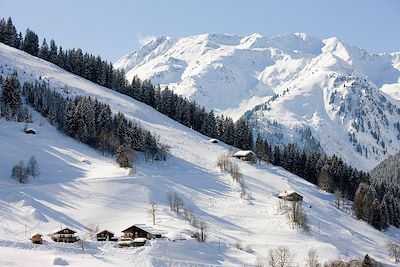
[115,33,400,170]
[2,43,400,266]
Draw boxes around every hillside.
[370,152,400,184]
[1,43,400,266]
[115,33,400,170]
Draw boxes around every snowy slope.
[1,43,400,266]
[115,33,400,170]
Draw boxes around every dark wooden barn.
[96,229,117,241]
[233,150,256,161]
[121,224,164,240]
[278,191,303,202]
[25,128,36,134]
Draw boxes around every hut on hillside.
[277,191,303,202]
[96,229,117,241]
[30,233,43,244]
[25,128,36,134]
[51,227,78,243]
[121,224,164,240]
[233,150,256,162]
[208,138,219,144]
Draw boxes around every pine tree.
[0,18,6,43]
[38,38,50,60]
[49,39,58,64]
[64,99,77,136]
[273,146,281,165]
[22,29,39,56]
[1,74,22,119]
[4,17,18,47]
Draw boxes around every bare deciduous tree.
[26,156,40,178]
[86,225,100,240]
[173,193,183,214]
[216,153,250,199]
[387,240,400,263]
[216,153,231,171]
[334,189,343,209]
[166,192,184,214]
[306,248,320,267]
[167,192,174,211]
[196,220,207,242]
[262,246,295,267]
[150,201,157,225]
[11,160,28,183]
[256,246,295,267]
[288,200,309,231]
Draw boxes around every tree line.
[0,74,31,122]
[0,17,254,150]
[354,180,400,230]
[254,133,369,200]
[0,17,125,90]
[20,77,167,165]
[254,132,400,230]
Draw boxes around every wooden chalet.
[51,227,78,243]
[96,229,117,241]
[233,150,256,161]
[133,237,146,247]
[208,138,219,144]
[121,224,164,240]
[30,233,43,244]
[277,191,303,202]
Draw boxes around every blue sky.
[0,0,399,62]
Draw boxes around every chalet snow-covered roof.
[233,150,255,157]
[25,128,36,133]
[278,191,296,198]
[133,237,147,242]
[208,138,218,143]
[31,232,42,238]
[134,224,165,235]
[278,191,303,201]
[51,227,76,234]
[122,224,165,235]
[118,238,133,244]
[96,229,114,235]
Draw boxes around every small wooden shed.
[277,191,303,202]
[25,128,36,135]
[233,150,256,161]
[96,229,117,241]
[30,233,43,244]
[51,227,78,243]
[122,224,164,240]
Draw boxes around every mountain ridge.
[115,33,400,170]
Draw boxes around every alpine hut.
[233,150,256,162]
[277,191,303,202]
[121,224,164,240]
[30,233,43,244]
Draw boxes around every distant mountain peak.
[114,33,400,170]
